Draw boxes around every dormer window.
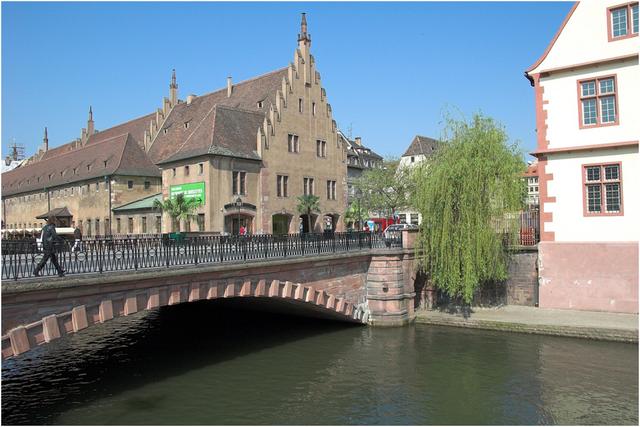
[104,160,108,168]
[87,164,91,171]
[184,121,190,129]
[257,101,264,109]
[164,128,169,134]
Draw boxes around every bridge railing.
[1,231,402,281]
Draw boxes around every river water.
[2,299,638,425]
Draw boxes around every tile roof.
[402,135,440,157]
[2,133,161,197]
[112,193,162,212]
[36,206,73,219]
[524,162,538,177]
[149,68,287,164]
[38,113,155,162]
[158,105,264,164]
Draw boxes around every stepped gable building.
[525,1,638,313]
[149,13,347,234]
[1,13,348,235]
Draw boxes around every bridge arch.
[2,279,365,359]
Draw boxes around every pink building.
[525,1,638,313]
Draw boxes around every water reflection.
[2,299,637,425]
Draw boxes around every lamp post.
[235,197,242,235]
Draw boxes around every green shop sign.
[170,182,205,205]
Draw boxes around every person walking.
[34,216,66,277]
[72,226,83,252]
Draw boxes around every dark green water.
[2,299,638,425]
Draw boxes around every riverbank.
[415,305,638,343]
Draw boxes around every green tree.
[344,201,367,230]
[413,113,525,303]
[296,194,320,233]
[354,157,413,219]
[153,193,201,232]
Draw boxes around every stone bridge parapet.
[2,231,420,358]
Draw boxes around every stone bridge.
[1,231,421,359]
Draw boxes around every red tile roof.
[149,68,287,164]
[524,162,538,177]
[2,133,160,196]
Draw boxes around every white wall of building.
[529,1,638,74]
[545,147,639,242]
[541,58,639,150]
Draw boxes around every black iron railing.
[1,231,403,281]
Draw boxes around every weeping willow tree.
[413,114,526,303]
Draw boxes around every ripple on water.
[2,301,638,425]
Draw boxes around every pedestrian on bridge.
[34,216,66,277]
[72,226,83,252]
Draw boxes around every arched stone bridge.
[2,232,422,359]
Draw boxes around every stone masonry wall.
[505,249,538,306]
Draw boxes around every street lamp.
[235,197,242,235]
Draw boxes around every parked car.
[383,223,418,239]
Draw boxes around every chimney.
[5,156,11,166]
[186,94,197,105]
[227,76,233,97]
[354,136,362,146]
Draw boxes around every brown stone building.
[2,130,162,235]
[1,14,347,235]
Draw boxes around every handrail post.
[243,236,247,261]
[165,237,170,268]
[194,237,199,265]
[13,242,19,281]
[98,240,103,273]
[134,239,139,270]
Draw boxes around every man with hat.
[34,216,66,277]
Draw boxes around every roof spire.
[170,68,177,89]
[43,126,49,152]
[169,68,178,106]
[298,12,311,45]
[87,106,95,137]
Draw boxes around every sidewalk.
[415,305,638,343]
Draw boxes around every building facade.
[2,130,162,235]
[525,0,638,313]
[524,160,540,207]
[1,14,348,236]
[396,135,440,225]
[340,131,383,204]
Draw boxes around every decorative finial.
[298,12,311,44]
[170,69,177,89]
[89,106,93,121]
[44,127,48,139]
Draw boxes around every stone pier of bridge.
[1,231,421,358]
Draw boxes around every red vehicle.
[366,217,398,233]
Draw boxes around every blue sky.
[2,1,573,160]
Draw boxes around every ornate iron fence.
[1,231,402,281]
